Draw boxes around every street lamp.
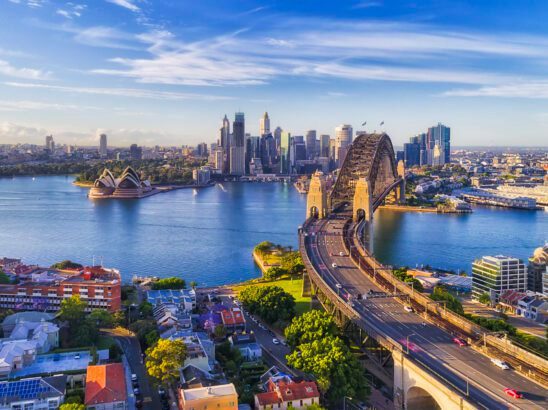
[343,396,353,410]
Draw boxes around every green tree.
[139,301,154,318]
[0,269,11,284]
[59,295,87,324]
[264,266,287,280]
[478,292,491,305]
[284,310,338,348]
[145,339,187,385]
[286,336,368,403]
[281,252,305,275]
[60,404,85,410]
[88,309,115,328]
[239,286,296,324]
[431,286,464,315]
[51,260,83,270]
[254,241,274,256]
[151,277,186,290]
[189,280,198,289]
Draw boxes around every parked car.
[131,373,138,382]
[133,387,141,396]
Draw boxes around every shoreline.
[379,204,472,214]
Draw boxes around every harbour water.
[0,176,545,283]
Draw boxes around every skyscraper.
[260,112,270,136]
[130,144,142,160]
[319,134,330,157]
[230,112,245,175]
[403,142,420,167]
[472,256,527,300]
[280,131,291,174]
[335,124,353,164]
[45,135,54,152]
[427,123,451,165]
[305,130,317,159]
[99,133,108,158]
[219,115,231,174]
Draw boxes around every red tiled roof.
[278,380,319,401]
[85,363,127,405]
[220,308,245,326]
[256,391,280,406]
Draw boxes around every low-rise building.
[0,375,67,409]
[220,308,246,332]
[0,266,122,312]
[179,383,238,410]
[229,333,262,361]
[255,375,320,410]
[472,255,527,301]
[147,289,196,312]
[85,363,127,410]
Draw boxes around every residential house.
[0,375,67,410]
[220,308,246,332]
[147,289,196,312]
[85,363,127,410]
[229,333,262,361]
[2,311,56,336]
[255,376,320,410]
[178,383,238,410]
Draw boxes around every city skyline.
[1,1,548,146]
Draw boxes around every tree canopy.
[239,285,296,324]
[145,339,187,384]
[60,404,85,410]
[431,286,464,315]
[280,252,305,275]
[264,266,287,280]
[151,277,186,290]
[478,292,491,305]
[286,336,368,402]
[59,295,87,324]
[51,260,83,270]
[254,241,274,255]
[284,310,338,348]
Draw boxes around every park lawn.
[233,276,310,316]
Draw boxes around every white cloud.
[0,100,97,112]
[0,122,49,142]
[87,19,548,88]
[8,0,46,8]
[4,81,233,101]
[0,60,49,80]
[443,82,548,99]
[105,0,140,12]
[352,1,383,9]
[56,4,86,19]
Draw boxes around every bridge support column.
[306,171,328,219]
[353,177,374,253]
[396,160,406,204]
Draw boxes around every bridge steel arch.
[330,133,400,212]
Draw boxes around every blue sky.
[1,0,547,147]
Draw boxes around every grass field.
[233,275,311,315]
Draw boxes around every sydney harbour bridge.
[300,133,548,410]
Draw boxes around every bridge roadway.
[304,214,548,410]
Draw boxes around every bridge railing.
[348,219,548,379]
[301,220,491,407]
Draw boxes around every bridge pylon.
[306,171,328,219]
[396,160,406,204]
[353,177,374,252]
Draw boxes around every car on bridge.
[491,358,510,370]
[503,388,523,399]
[452,337,468,347]
[332,263,338,268]
[404,305,414,313]
[335,283,342,289]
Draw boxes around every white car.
[272,338,280,345]
[131,374,138,382]
[404,305,414,313]
[335,283,342,289]
[491,358,510,370]
[339,251,345,256]
[332,263,338,268]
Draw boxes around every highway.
[303,215,548,410]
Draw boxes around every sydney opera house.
[89,167,156,199]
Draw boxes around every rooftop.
[0,375,66,405]
[85,363,127,405]
[182,383,237,401]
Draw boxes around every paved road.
[304,215,548,410]
[104,328,161,410]
[217,294,297,375]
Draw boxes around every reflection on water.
[0,176,545,283]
